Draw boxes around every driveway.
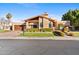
[0,31,21,37]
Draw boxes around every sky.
[0,3,79,22]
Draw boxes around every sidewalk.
[0,37,53,40]
[0,36,79,40]
[53,36,79,40]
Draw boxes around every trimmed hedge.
[66,32,74,36]
[41,28,52,32]
[53,30,74,37]
[26,28,39,32]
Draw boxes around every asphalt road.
[0,39,79,55]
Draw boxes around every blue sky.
[0,3,79,22]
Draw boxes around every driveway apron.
[0,31,21,37]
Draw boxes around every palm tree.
[6,13,12,22]
[6,13,12,30]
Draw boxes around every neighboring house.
[0,18,12,30]
[0,22,4,30]
[24,13,58,30]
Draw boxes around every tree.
[62,9,79,30]
[6,13,12,22]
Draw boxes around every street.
[0,39,79,55]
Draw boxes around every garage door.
[14,25,23,31]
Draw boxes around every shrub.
[26,28,39,32]
[53,30,65,36]
[4,30,10,32]
[41,28,52,32]
[66,32,74,36]
[58,24,64,30]
[26,28,52,32]
[62,26,70,33]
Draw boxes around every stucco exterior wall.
[26,22,29,29]
[25,17,54,29]
[39,17,53,28]
[39,17,42,29]
[25,18,39,29]
[25,16,58,29]
[43,18,50,28]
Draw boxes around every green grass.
[0,30,5,32]
[0,30,10,33]
[20,32,54,37]
[72,32,79,37]
[26,28,52,32]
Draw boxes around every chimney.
[42,12,48,18]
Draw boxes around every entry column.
[26,22,29,29]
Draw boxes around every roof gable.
[24,15,56,22]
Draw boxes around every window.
[40,18,43,28]
[49,22,51,28]
[40,22,43,28]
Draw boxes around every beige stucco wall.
[39,17,53,29]
[25,19,39,29]
[39,17,42,29]
[25,22,30,29]
[25,17,54,29]
[43,18,50,28]
[25,22,33,29]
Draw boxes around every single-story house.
[0,13,70,31]
[24,13,58,30]
[0,19,12,30]
[24,13,70,30]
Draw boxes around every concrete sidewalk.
[0,37,53,40]
[0,36,78,40]
[54,36,79,40]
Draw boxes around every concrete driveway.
[0,31,21,37]
[0,39,79,55]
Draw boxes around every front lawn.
[0,30,5,32]
[20,32,54,37]
[72,32,79,37]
